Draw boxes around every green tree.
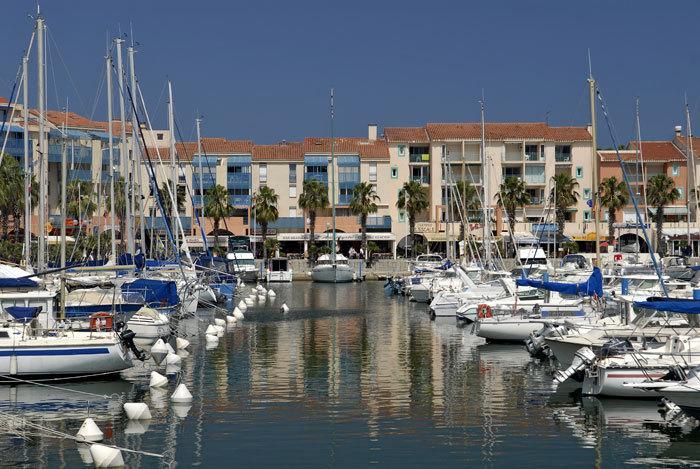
[106,176,127,250]
[158,180,186,219]
[254,186,279,262]
[397,180,429,259]
[495,177,530,257]
[0,156,23,238]
[647,174,681,256]
[204,184,233,249]
[552,173,579,244]
[453,180,480,255]
[349,182,380,266]
[599,176,629,246]
[299,179,329,264]
[264,237,280,259]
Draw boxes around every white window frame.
[289,184,297,198]
[259,163,267,183]
[369,163,377,182]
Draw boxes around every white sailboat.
[312,89,355,283]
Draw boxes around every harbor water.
[1,282,699,467]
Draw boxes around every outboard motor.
[120,329,146,361]
[553,347,597,384]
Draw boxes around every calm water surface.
[2,282,700,467]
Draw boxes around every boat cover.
[118,252,146,270]
[634,297,700,314]
[0,277,38,288]
[5,306,41,320]
[121,279,179,307]
[516,267,603,297]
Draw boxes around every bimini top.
[634,297,700,314]
[121,279,179,307]
[516,267,603,297]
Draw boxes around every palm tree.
[158,180,186,218]
[254,186,279,262]
[204,184,233,249]
[552,173,579,243]
[599,176,628,246]
[452,180,481,257]
[299,179,329,264]
[647,174,681,256]
[495,177,530,257]
[349,182,380,266]
[66,180,97,241]
[106,176,127,250]
[397,180,429,259]
[0,156,23,238]
[14,172,38,243]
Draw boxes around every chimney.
[368,123,377,141]
[675,125,683,137]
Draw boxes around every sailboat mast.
[589,74,601,267]
[60,115,67,269]
[330,88,337,263]
[635,98,646,250]
[168,81,179,253]
[480,99,490,267]
[36,14,46,271]
[196,117,204,214]
[106,54,117,262]
[128,45,145,251]
[22,56,30,267]
[115,38,134,254]
[685,99,697,256]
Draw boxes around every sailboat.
[311,89,355,283]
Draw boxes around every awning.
[275,232,395,242]
[0,124,25,133]
[49,129,92,140]
[648,206,688,215]
[572,232,606,242]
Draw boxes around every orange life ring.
[477,304,493,319]
[90,312,114,331]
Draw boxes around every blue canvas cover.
[118,253,146,270]
[516,267,603,297]
[634,297,700,314]
[121,279,179,307]
[0,277,38,288]
[6,306,41,320]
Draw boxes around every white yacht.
[267,257,293,282]
[311,254,355,283]
[226,250,259,282]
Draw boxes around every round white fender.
[150,339,169,365]
[76,418,103,442]
[149,371,168,388]
[205,324,218,335]
[165,353,182,366]
[226,315,236,324]
[176,337,190,350]
[214,318,226,327]
[89,444,124,468]
[171,383,193,403]
[123,402,152,420]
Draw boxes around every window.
[398,211,406,223]
[583,188,591,199]
[156,133,164,141]
[576,166,583,178]
[391,166,398,179]
[289,206,297,217]
[673,163,680,176]
[555,145,572,162]
[398,145,406,157]
[369,163,377,182]
[259,163,267,183]
[525,144,539,161]
[289,185,297,198]
[503,166,522,178]
[583,210,591,221]
[289,164,297,183]
[678,187,684,197]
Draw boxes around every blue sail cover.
[121,279,179,307]
[634,298,700,314]
[0,277,38,288]
[118,253,146,270]
[516,267,603,297]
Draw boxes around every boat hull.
[582,367,669,397]
[267,271,293,282]
[311,264,354,283]
[475,319,545,342]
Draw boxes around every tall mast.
[589,71,601,267]
[115,38,134,254]
[22,56,30,267]
[168,81,179,253]
[106,54,117,262]
[685,99,697,256]
[36,14,46,271]
[128,45,145,251]
[330,88,337,263]
[60,113,67,269]
[635,98,646,251]
[480,98,490,267]
[196,117,204,215]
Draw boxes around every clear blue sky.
[1,0,698,147]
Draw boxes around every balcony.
[226,173,251,186]
[525,152,543,162]
[304,172,328,183]
[101,148,120,166]
[365,215,391,231]
[524,167,546,184]
[555,153,572,163]
[410,153,430,163]
[411,174,430,184]
[193,173,215,188]
[145,216,192,231]
[1,138,31,159]
[69,169,93,181]
[229,195,251,206]
[254,217,305,232]
[48,144,92,164]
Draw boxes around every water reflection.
[2,282,700,467]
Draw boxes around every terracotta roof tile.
[598,141,687,162]
[425,122,591,142]
[252,142,303,161]
[672,136,700,157]
[302,137,389,159]
[384,127,429,143]
[42,110,133,134]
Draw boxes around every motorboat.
[126,307,171,344]
[311,254,355,283]
[226,250,258,283]
[267,257,293,282]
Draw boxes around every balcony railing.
[49,144,92,164]
[555,153,572,163]
[525,153,543,162]
[69,169,93,181]
[194,174,216,188]
[304,173,328,183]
[0,138,32,159]
[411,174,430,184]
[229,195,251,206]
[226,173,251,186]
[254,217,305,232]
[503,153,522,162]
[145,216,192,231]
[338,194,352,205]
[410,154,430,163]
[365,215,391,231]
